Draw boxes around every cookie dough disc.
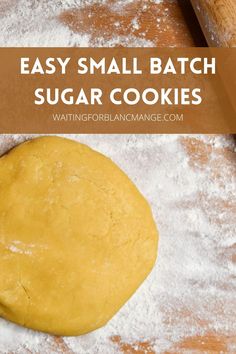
[0,137,158,336]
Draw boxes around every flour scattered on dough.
[4,240,47,255]
[0,134,235,354]
[7,245,32,255]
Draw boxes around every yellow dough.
[0,136,158,336]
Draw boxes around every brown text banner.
[0,48,235,133]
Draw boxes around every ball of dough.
[0,136,158,336]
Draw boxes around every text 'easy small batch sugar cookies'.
[0,136,158,336]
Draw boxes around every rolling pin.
[190,0,236,129]
[190,0,236,47]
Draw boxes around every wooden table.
[1,1,235,353]
[60,0,207,47]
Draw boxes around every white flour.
[0,0,167,47]
[0,134,235,354]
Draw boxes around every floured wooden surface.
[0,0,206,46]
[0,134,235,354]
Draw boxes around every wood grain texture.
[112,333,236,354]
[60,0,206,47]
[190,0,236,47]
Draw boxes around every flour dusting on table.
[0,134,235,354]
[0,0,185,47]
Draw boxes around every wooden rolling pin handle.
[190,0,236,47]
